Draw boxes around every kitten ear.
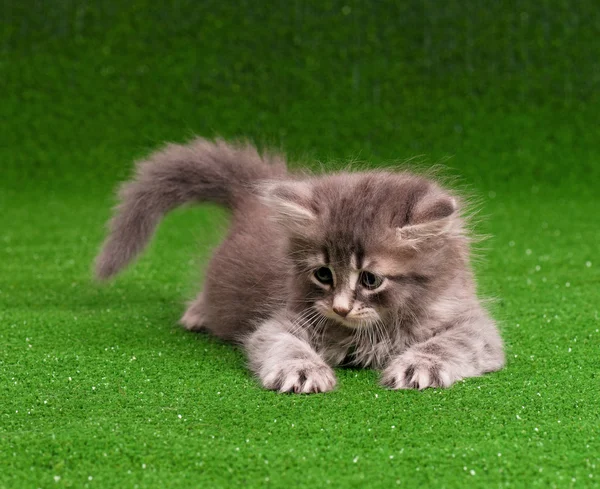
[410,193,457,225]
[258,180,317,230]
[396,192,459,244]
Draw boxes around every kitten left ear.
[258,180,317,230]
[411,192,457,225]
[396,192,460,244]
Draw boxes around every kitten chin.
[95,137,505,393]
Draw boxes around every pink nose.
[333,306,350,318]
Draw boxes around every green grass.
[1,1,599,487]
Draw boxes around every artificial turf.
[1,1,599,487]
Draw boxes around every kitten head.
[260,171,468,330]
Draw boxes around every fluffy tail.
[94,137,287,280]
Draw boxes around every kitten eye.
[360,271,383,290]
[314,267,334,285]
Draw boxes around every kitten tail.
[94,138,287,280]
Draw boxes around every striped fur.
[95,138,505,393]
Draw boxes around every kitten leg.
[180,291,207,331]
[245,315,337,394]
[381,316,504,390]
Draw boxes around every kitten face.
[292,242,433,330]
[306,250,384,328]
[266,172,463,331]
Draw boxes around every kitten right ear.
[258,180,317,230]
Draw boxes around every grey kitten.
[95,138,505,393]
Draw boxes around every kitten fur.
[95,137,505,393]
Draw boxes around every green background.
[1,1,599,488]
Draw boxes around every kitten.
[95,138,505,393]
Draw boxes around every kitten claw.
[381,353,455,390]
[262,362,337,394]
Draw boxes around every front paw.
[261,360,337,394]
[381,352,456,390]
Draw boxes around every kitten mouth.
[327,314,372,329]
[315,306,376,329]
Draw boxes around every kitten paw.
[381,352,456,390]
[180,309,206,331]
[180,295,207,331]
[261,361,337,394]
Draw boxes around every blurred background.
[2,0,598,195]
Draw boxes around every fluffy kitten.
[95,138,505,393]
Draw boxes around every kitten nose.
[333,306,350,318]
